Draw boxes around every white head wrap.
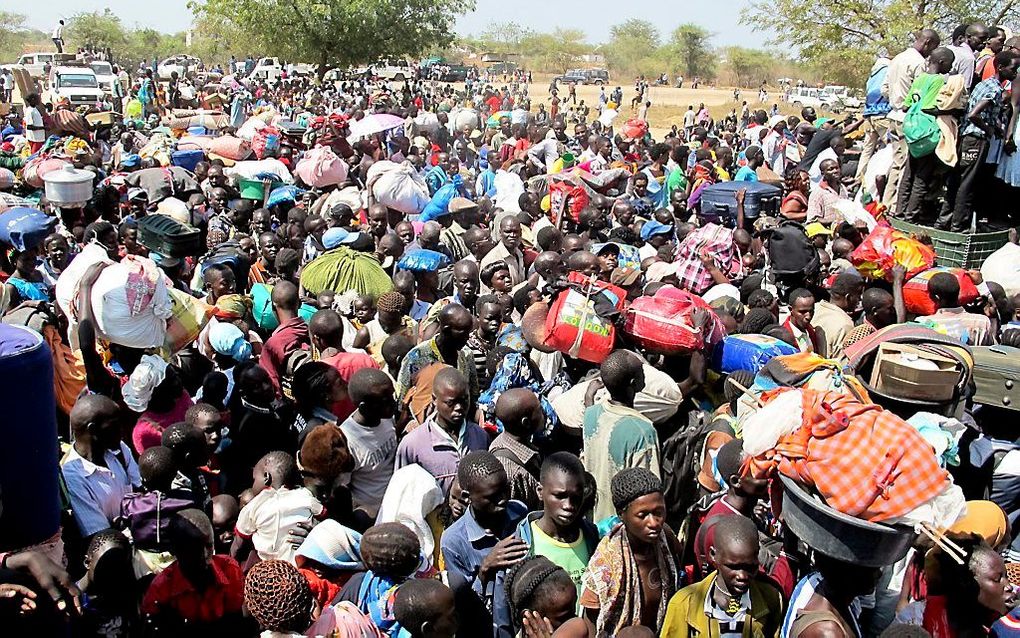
[122,354,169,412]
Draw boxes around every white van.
[89,60,116,96]
[784,86,827,110]
[43,66,105,109]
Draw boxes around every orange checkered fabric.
[748,389,949,522]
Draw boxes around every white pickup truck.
[43,66,105,109]
[89,60,117,96]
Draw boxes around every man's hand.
[80,261,109,289]
[5,551,81,616]
[966,269,983,285]
[479,537,528,582]
[736,188,747,205]
[287,520,314,549]
[1,583,38,614]
[891,263,907,283]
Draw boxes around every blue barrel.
[0,324,60,550]
[172,149,205,172]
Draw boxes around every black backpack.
[660,410,713,528]
[766,221,819,276]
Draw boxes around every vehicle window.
[22,56,33,65]
[58,74,99,89]
[39,55,52,63]
[91,63,112,76]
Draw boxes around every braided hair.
[361,522,421,580]
[244,559,313,632]
[376,291,407,314]
[611,467,662,513]
[504,555,575,630]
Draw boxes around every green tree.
[669,24,715,79]
[191,0,474,79]
[67,10,128,52]
[522,28,589,73]
[604,19,661,76]
[724,46,777,87]
[742,0,1020,86]
[479,21,533,54]
[0,11,26,57]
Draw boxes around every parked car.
[555,69,587,85]
[157,55,202,80]
[355,60,411,81]
[585,69,609,85]
[441,65,472,82]
[250,57,282,82]
[784,86,828,110]
[89,60,116,96]
[487,61,518,75]
[15,52,75,80]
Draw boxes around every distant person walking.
[52,20,65,53]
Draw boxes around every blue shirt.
[962,78,1005,139]
[441,500,528,638]
[735,165,759,181]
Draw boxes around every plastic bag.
[543,273,626,363]
[850,224,936,281]
[125,98,143,119]
[548,179,589,225]
[163,288,213,354]
[420,175,463,222]
[622,118,648,140]
[711,334,798,374]
[0,207,58,251]
[208,135,252,161]
[293,146,349,188]
[903,267,980,315]
[367,161,430,216]
[251,126,281,159]
[397,249,451,273]
[981,242,1020,298]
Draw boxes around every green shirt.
[531,521,592,603]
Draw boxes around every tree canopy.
[743,0,1020,85]
[191,0,474,77]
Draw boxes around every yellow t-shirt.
[530,521,592,603]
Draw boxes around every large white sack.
[451,108,480,133]
[56,242,114,321]
[324,186,365,213]
[293,146,349,188]
[551,363,682,430]
[225,158,293,184]
[981,242,1020,298]
[90,257,173,349]
[367,161,430,216]
[236,116,268,141]
[493,171,525,213]
[414,110,440,134]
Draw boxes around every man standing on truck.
[52,20,64,53]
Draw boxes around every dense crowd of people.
[5,18,1020,638]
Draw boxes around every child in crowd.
[210,494,239,555]
[141,509,245,632]
[161,423,212,513]
[393,579,459,638]
[231,451,325,564]
[441,451,529,638]
[514,452,599,600]
[506,555,588,636]
[294,519,364,608]
[76,530,139,637]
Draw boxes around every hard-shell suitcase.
[137,214,202,257]
[277,120,307,137]
[972,345,1020,411]
[697,181,781,226]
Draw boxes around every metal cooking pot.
[43,165,95,206]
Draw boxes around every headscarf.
[122,354,169,412]
[295,519,363,572]
[213,293,253,320]
[948,500,1008,548]
[209,321,252,362]
[375,465,444,575]
[304,601,383,638]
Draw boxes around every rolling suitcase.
[972,345,1020,411]
[697,181,781,227]
[138,214,202,257]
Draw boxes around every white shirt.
[235,486,323,562]
[24,106,45,143]
[527,137,560,171]
[61,442,141,537]
[338,416,397,518]
[52,24,63,39]
[683,110,696,127]
[882,47,926,120]
[946,43,976,88]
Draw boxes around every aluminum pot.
[43,165,94,205]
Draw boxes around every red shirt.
[141,555,244,623]
[259,316,310,394]
[486,96,502,113]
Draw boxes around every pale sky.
[28,0,771,48]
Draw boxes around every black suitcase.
[137,214,202,257]
[277,120,307,137]
[697,181,781,227]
